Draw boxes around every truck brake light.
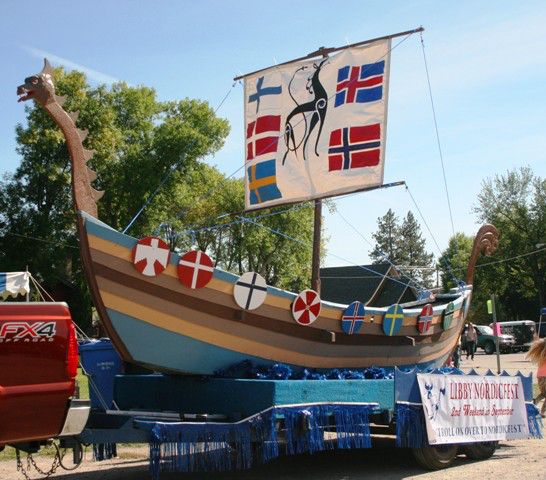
[66,322,79,379]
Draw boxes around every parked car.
[490,320,536,352]
[461,324,515,355]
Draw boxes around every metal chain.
[15,446,61,480]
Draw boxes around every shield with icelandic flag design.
[177,250,214,289]
[292,289,321,325]
[233,272,268,310]
[383,304,404,336]
[418,303,434,334]
[443,302,455,330]
[341,301,365,334]
[132,237,170,277]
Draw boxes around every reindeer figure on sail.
[282,58,329,165]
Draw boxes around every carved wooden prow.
[17,59,102,218]
[465,224,499,285]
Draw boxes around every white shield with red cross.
[177,250,214,289]
[132,237,171,277]
[233,272,268,310]
[292,289,321,326]
[417,303,434,334]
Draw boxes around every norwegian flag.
[334,61,385,107]
[246,115,281,161]
[177,250,214,289]
[328,124,381,171]
[132,237,171,277]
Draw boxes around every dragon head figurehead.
[17,59,56,105]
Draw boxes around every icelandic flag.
[246,115,281,161]
[334,61,385,107]
[247,159,282,205]
[328,124,381,171]
[0,272,30,299]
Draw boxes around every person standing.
[465,323,478,360]
[527,337,546,418]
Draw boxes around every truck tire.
[412,445,458,470]
[461,441,497,460]
[484,341,495,355]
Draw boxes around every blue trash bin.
[79,338,123,410]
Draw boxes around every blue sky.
[1,1,545,268]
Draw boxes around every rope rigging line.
[122,80,241,234]
[404,184,464,287]
[334,208,428,293]
[419,32,456,239]
[242,217,424,292]
[476,245,546,268]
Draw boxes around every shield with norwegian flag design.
[417,303,433,334]
[292,289,321,326]
[341,301,365,334]
[177,250,214,289]
[132,237,171,277]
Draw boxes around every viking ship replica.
[17,29,498,376]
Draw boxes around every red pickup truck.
[0,302,90,449]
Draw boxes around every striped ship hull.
[80,212,469,375]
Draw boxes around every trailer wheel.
[461,441,497,460]
[412,444,458,470]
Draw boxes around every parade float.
[16,27,542,478]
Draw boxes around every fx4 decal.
[0,321,56,342]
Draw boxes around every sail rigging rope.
[419,31,456,239]
[241,217,424,292]
[334,208,428,292]
[404,184,463,287]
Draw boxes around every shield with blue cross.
[383,304,404,336]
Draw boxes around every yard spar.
[17,29,499,375]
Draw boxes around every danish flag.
[177,250,214,289]
[246,115,281,161]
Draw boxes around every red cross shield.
[292,289,321,326]
[417,303,434,334]
[132,237,170,277]
[177,250,214,289]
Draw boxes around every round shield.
[234,272,268,310]
[292,289,321,326]
[177,250,214,289]
[417,303,434,334]
[443,302,455,330]
[383,304,404,336]
[132,236,170,277]
[341,301,366,335]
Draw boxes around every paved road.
[459,349,534,376]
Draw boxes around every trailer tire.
[461,441,497,460]
[412,444,458,470]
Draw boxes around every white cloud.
[21,45,122,85]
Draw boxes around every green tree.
[472,167,546,321]
[397,211,434,285]
[438,232,473,291]
[369,208,401,263]
[370,209,434,287]
[0,66,229,327]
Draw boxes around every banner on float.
[416,373,529,444]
